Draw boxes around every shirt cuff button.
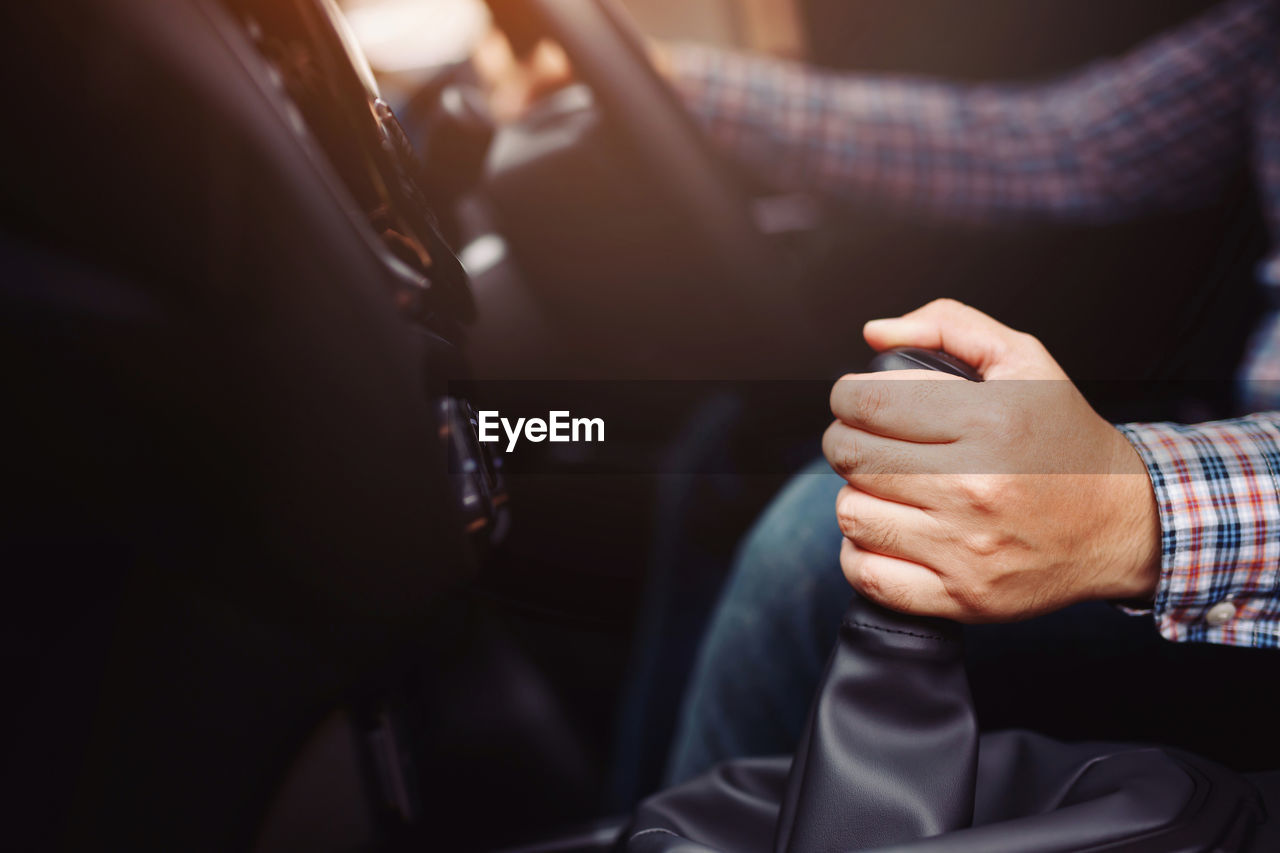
[1205,600,1237,627]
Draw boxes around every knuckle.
[859,517,901,555]
[1014,330,1045,354]
[860,564,914,611]
[850,557,881,596]
[1003,412,1035,448]
[821,422,840,465]
[959,474,1004,511]
[823,424,861,477]
[964,401,1002,434]
[958,475,992,508]
[965,529,1005,560]
[972,402,1031,446]
[835,489,858,535]
[850,383,890,427]
[950,578,1001,621]
[840,541,863,584]
[829,375,857,414]
[926,297,964,314]
[836,492,902,555]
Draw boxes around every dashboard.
[222,0,476,330]
[220,0,511,544]
[1,0,514,845]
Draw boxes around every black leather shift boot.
[628,595,976,853]
[773,596,976,852]
[625,594,1273,852]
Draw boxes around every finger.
[473,27,517,88]
[839,538,958,618]
[862,298,1022,377]
[835,485,944,564]
[823,421,954,505]
[830,371,975,442]
[526,40,573,99]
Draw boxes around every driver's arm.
[663,0,1274,223]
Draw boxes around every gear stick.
[625,349,1274,853]
[772,349,981,853]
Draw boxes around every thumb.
[863,298,1026,377]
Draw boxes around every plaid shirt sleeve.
[1116,417,1280,648]
[664,0,1274,222]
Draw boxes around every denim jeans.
[663,459,1280,786]
[663,458,849,785]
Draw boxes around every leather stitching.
[846,619,948,642]
[629,827,685,840]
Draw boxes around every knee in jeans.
[729,473,842,600]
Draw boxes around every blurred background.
[3,1,1269,849]
[325,1,1268,845]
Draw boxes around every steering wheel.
[495,0,811,344]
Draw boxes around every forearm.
[664,0,1269,221]
[1118,414,1280,648]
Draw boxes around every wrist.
[1097,426,1162,602]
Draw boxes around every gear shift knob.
[867,346,983,381]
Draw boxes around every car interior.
[2,0,1277,850]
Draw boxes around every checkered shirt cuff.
[1118,416,1280,648]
